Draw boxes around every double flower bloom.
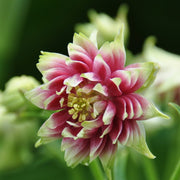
[26,27,167,168]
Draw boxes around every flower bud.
[143,37,180,106]
[75,4,129,46]
[1,75,39,112]
[0,105,38,170]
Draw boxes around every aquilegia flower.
[75,4,129,47]
[143,37,180,106]
[26,27,167,168]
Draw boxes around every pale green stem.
[141,157,159,180]
[170,159,180,180]
[114,150,128,180]
[89,159,105,180]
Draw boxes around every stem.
[141,157,159,180]
[170,159,180,180]
[114,149,128,180]
[89,159,105,180]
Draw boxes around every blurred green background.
[1,0,180,89]
[0,0,180,180]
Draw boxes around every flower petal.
[109,117,123,144]
[93,83,108,96]
[112,62,159,93]
[73,33,98,60]
[37,51,70,81]
[99,136,117,168]
[89,133,106,162]
[42,76,67,91]
[76,127,98,139]
[119,120,155,159]
[61,126,82,139]
[107,77,122,96]
[65,58,90,73]
[61,138,90,167]
[36,111,70,146]
[125,62,159,92]
[93,54,111,81]
[92,101,107,119]
[68,43,93,67]
[115,93,168,121]
[100,124,113,138]
[102,101,116,125]
[98,26,125,72]
[81,72,101,82]
[112,70,131,92]
[115,97,128,120]
[64,74,83,87]
[129,93,169,120]
[81,115,104,129]
[25,86,61,110]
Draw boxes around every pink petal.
[66,59,90,74]
[81,115,104,129]
[98,34,126,72]
[112,62,159,93]
[61,138,90,167]
[126,94,143,119]
[73,33,98,60]
[62,126,82,139]
[42,67,69,81]
[42,75,67,91]
[118,120,130,145]
[37,52,70,81]
[119,120,155,159]
[93,54,111,81]
[64,74,83,87]
[25,86,61,110]
[115,97,128,120]
[129,93,166,120]
[109,117,123,144]
[81,72,101,82]
[99,136,118,168]
[102,101,116,125]
[37,111,70,144]
[89,133,106,162]
[100,124,113,138]
[107,78,122,96]
[93,83,108,96]
[111,70,131,92]
[77,127,98,139]
[68,43,93,68]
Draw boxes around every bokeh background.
[0,0,180,180]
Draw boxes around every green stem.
[114,149,128,180]
[141,157,159,180]
[89,159,105,180]
[170,159,180,180]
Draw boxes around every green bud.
[143,37,180,106]
[1,75,39,112]
[75,4,129,47]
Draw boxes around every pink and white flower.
[26,28,167,168]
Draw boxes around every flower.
[0,76,40,170]
[75,4,129,47]
[142,37,180,106]
[1,75,40,112]
[26,27,167,168]
[0,104,38,170]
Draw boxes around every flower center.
[67,88,99,122]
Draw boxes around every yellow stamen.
[67,88,99,122]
